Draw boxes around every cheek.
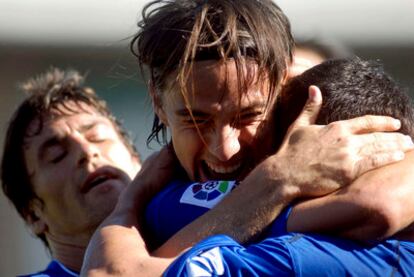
[237,124,263,151]
[170,126,204,171]
[32,169,67,201]
[243,125,261,141]
[104,143,137,173]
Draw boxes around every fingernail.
[308,86,316,101]
[393,119,401,129]
[308,86,321,103]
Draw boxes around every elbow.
[350,190,403,240]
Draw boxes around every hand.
[267,86,414,197]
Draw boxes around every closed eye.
[44,145,67,164]
[49,150,67,163]
[233,111,265,127]
[183,118,211,128]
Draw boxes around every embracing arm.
[81,147,177,276]
[152,156,301,257]
[287,150,414,240]
[82,205,173,277]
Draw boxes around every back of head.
[276,58,414,144]
[1,68,138,247]
[132,0,294,144]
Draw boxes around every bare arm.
[82,147,177,276]
[152,155,303,257]
[288,150,414,240]
[81,146,306,276]
[82,206,173,277]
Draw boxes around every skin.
[83,148,414,277]
[288,150,414,240]
[24,102,141,272]
[82,60,414,276]
[155,60,275,182]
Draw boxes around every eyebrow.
[79,121,103,132]
[175,109,211,118]
[175,102,268,118]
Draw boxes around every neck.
[47,234,90,273]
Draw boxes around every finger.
[341,115,401,134]
[290,85,323,128]
[355,151,405,177]
[352,133,414,155]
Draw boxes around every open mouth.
[201,160,244,181]
[81,171,117,194]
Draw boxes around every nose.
[72,135,100,167]
[208,125,241,162]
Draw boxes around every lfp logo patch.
[180,180,237,209]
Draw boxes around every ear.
[149,81,169,126]
[25,199,47,236]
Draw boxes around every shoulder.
[164,234,295,276]
[286,235,414,276]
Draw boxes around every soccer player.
[82,1,414,276]
[163,58,414,276]
[1,68,141,276]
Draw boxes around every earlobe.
[26,199,47,236]
[149,80,169,126]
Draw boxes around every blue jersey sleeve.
[165,233,414,277]
[164,235,294,277]
[265,205,293,237]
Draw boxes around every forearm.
[287,151,414,240]
[153,159,300,257]
[82,165,175,276]
[82,204,173,277]
[287,192,390,240]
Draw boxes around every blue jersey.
[148,180,414,275]
[145,180,239,247]
[145,179,301,246]
[164,234,414,276]
[18,260,78,277]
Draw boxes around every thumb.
[290,85,323,128]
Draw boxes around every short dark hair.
[131,0,294,145]
[1,68,139,246]
[275,58,414,145]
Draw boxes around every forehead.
[24,101,113,145]
[164,60,271,110]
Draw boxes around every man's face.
[158,60,276,182]
[24,102,140,242]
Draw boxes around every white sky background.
[0,0,413,46]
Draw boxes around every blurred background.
[0,0,413,275]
